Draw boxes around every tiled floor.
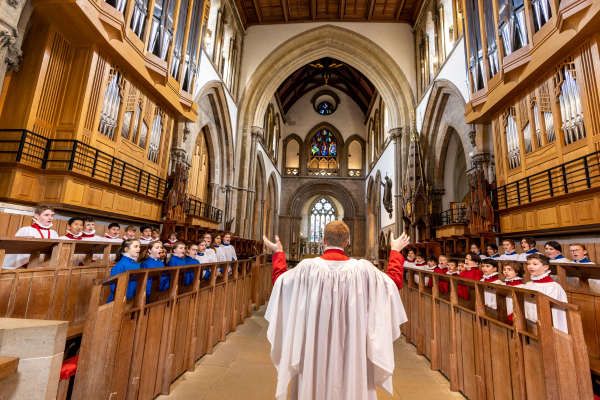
[158,305,465,400]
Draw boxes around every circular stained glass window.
[317,102,334,115]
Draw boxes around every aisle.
[159,305,465,400]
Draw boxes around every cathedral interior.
[1,0,600,398]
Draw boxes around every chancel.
[0,0,599,398]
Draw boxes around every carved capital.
[182,124,191,142]
[389,127,402,141]
[468,130,476,147]
[169,148,189,173]
[251,126,264,142]
[6,0,19,7]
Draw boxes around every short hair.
[502,239,515,246]
[223,232,231,237]
[486,243,498,252]
[527,253,550,266]
[570,243,587,251]
[467,252,481,264]
[169,231,179,238]
[503,262,525,277]
[83,216,95,223]
[427,256,438,264]
[323,221,350,248]
[521,236,536,247]
[482,259,499,271]
[448,261,457,268]
[439,254,450,261]
[125,225,136,232]
[140,224,152,233]
[415,253,425,259]
[545,241,562,252]
[458,259,465,265]
[151,227,160,233]
[108,222,120,230]
[407,249,415,254]
[34,205,54,215]
[68,217,84,226]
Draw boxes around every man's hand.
[390,232,410,252]
[263,235,283,253]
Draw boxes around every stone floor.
[158,305,466,400]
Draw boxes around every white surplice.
[265,256,407,400]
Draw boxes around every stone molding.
[286,179,361,219]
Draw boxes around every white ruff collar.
[530,271,552,281]
[482,272,498,279]
[33,218,53,229]
[504,276,523,282]
[67,230,82,238]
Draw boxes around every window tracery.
[308,129,339,176]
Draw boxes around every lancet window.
[310,197,337,243]
[554,59,586,146]
[98,65,124,140]
[308,129,339,176]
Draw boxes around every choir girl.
[167,242,195,286]
[222,233,238,261]
[544,241,569,263]
[486,243,500,259]
[499,239,519,260]
[570,243,594,264]
[470,242,487,259]
[203,233,218,262]
[196,241,212,280]
[140,241,165,297]
[108,239,141,303]
[517,236,540,261]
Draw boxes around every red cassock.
[426,267,449,293]
[272,248,405,289]
[458,267,484,300]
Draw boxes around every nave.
[161,305,464,400]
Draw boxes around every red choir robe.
[425,266,449,292]
[458,267,484,300]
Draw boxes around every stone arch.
[286,179,360,219]
[252,152,267,240]
[419,79,472,192]
[345,134,366,176]
[265,171,279,242]
[282,133,303,175]
[232,25,415,233]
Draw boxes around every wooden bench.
[72,255,272,399]
[0,356,19,381]
[400,266,593,399]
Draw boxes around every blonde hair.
[323,221,350,248]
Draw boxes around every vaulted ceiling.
[276,57,376,115]
[234,0,424,28]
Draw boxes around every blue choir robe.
[140,257,166,298]
[184,256,200,285]
[108,256,141,303]
[166,255,197,287]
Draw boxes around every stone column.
[0,318,68,400]
[390,127,403,236]
[257,199,266,240]
[224,184,233,230]
[243,127,262,237]
[0,0,33,97]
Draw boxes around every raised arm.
[263,235,287,285]
[387,232,411,290]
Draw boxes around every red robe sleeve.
[386,250,404,290]
[272,252,287,285]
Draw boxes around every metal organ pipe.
[98,71,122,140]
[148,113,163,163]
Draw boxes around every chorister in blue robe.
[140,256,167,298]
[108,255,140,303]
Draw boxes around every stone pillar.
[243,127,262,237]
[0,318,68,400]
[224,184,233,231]
[390,127,403,237]
[0,0,33,97]
[257,199,266,240]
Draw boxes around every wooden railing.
[72,255,272,399]
[394,265,593,399]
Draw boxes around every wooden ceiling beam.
[251,0,263,23]
[394,0,407,20]
[311,0,316,20]
[281,0,289,22]
[339,0,346,20]
[367,0,376,21]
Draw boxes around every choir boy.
[570,243,594,264]
[486,243,500,259]
[124,226,136,240]
[404,250,416,269]
[503,262,526,325]
[413,253,427,285]
[457,260,466,273]
[6,205,59,269]
[165,231,178,246]
[499,239,519,260]
[424,256,438,287]
[480,259,502,309]
[151,227,162,243]
[544,241,569,263]
[458,253,483,299]
[138,225,153,244]
[104,223,123,242]
[524,254,568,333]
[59,217,84,240]
[434,255,450,292]
[446,261,460,276]
[517,236,540,261]
[81,216,102,241]
[470,242,488,259]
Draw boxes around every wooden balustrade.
[72,255,272,399]
[399,266,593,399]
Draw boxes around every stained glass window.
[310,197,336,242]
[317,102,334,115]
[310,130,337,157]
